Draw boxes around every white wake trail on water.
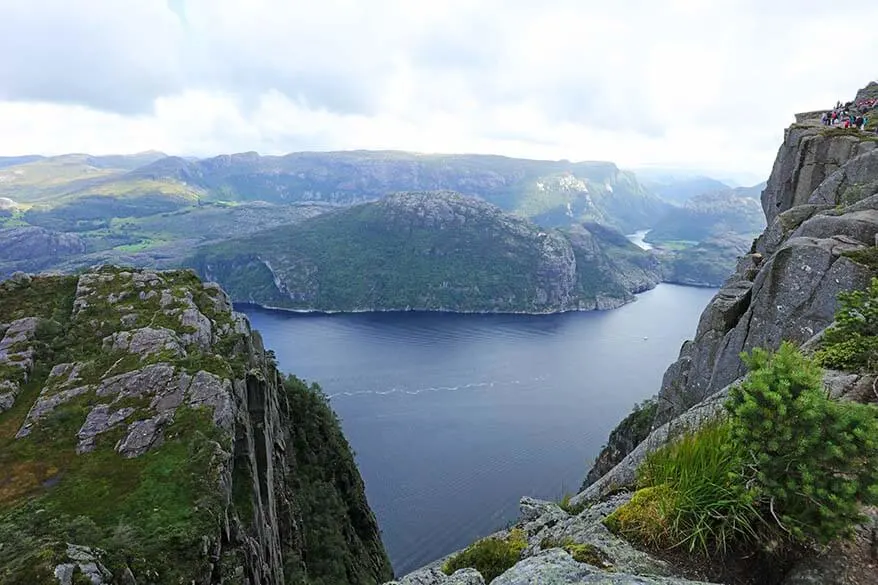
[327,375,548,399]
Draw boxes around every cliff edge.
[0,266,392,584]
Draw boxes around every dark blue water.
[241,284,717,575]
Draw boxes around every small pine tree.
[727,342,878,544]
[817,276,878,370]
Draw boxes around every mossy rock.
[442,528,527,582]
[539,537,613,569]
[602,485,675,548]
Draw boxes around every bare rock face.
[102,326,186,357]
[0,316,38,413]
[653,126,878,426]
[761,126,876,226]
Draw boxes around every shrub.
[816,276,878,371]
[728,342,878,544]
[604,422,761,554]
[442,528,527,582]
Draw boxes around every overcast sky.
[0,0,875,183]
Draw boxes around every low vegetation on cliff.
[605,342,878,563]
[441,529,528,583]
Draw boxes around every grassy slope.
[0,270,240,584]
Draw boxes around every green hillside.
[190,191,662,313]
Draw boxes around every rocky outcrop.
[0,266,392,584]
[652,125,878,426]
[0,314,39,413]
[761,126,876,226]
[491,549,710,585]
[385,494,712,585]
[576,88,878,584]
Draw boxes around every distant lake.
[241,284,717,576]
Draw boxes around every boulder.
[53,544,112,585]
[102,327,186,358]
[116,411,175,458]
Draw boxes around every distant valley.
[0,150,765,307]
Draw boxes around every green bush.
[442,529,527,582]
[816,276,878,370]
[605,422,761,554]
[728,342,878,544]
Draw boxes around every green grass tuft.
[604,421,762,555]
[442,528,527,582]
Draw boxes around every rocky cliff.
[653,124,877,426]
[0,267,392,584]
[190,191,661,314]
[582,112,878,491]
[571,95,878,584]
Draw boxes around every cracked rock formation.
[0,266,392,584]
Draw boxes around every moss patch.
[442,528,527,582]
[539,537,613,569]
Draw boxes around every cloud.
[0,0,875,181]
[0,0,184,113]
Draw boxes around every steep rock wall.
[583,119,878,488]
[654,125,878,425]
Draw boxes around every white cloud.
[0,0,875,182]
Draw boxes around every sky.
[0,0,875,184]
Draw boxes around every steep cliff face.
[579,96,878,504]
[653,125,878,425]
[0,267,392,584]
[191,191,661,314]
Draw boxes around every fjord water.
[241,284,717,575]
